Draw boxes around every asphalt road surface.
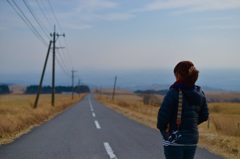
[0,94,223,159]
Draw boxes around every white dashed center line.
[94,120,101,129]
[89,96,117,159]
[89,96,94,111]
[104,142,118,159]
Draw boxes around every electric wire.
[46,0,74,76]
[54,36,73,77]
[36,0,73,77]
[35,0,53,29]
[57,39,72,70]
[11,0,48,46]
[57,48,71,75]
[7,0,48,47]
[56,55,71,77]
[23,0,50,39]
[47,0,64,33]
[7,0,74,78]
[63,37,73,68]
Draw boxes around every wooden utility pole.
[112,76,117,101]
[51,25,56,106]
[50,25,65,106]
[72,69,77,100]
[34,41,52,108]
[78,79,81,97]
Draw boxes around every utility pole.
[112,76,117,101]
[34,41,52,108]
[50,25,65,106]
[72,69,77,100]
[78,79,81,97]
[51,25,56,106]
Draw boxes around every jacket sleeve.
[157,89,177,131]
[198,93,209,125]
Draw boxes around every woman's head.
[174,61,199,87]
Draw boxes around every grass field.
[0,94,85,144]
[94,89,240,159]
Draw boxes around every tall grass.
[94,91,240,159]
[209,103,240,136]
[0,94,85,144]
[211,114,240,136]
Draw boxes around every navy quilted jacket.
[157,83,209,145]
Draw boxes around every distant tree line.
[25,85,90,94]
[0,84,10,94]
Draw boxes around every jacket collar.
[169,80,195,90]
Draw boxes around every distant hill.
[134,87,240,103]
[123,83,224,92]
[122,84,170,91]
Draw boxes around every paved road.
[0,94,222,159]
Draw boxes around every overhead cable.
[7,0,48,47]
[23,0,50,39]
[35,0,53,29]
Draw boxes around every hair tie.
[188,66,195,75]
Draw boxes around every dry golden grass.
[198,103,240,159]
[205,91,240,102]
[94,93,240,159]
[0,94,85,144]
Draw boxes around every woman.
[157,61,209,159]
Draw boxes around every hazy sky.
[0,0,240,89]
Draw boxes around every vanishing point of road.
[0,94,223,159]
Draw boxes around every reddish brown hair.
[174,61,199,87]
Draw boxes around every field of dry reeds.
[94,89,240,159]
[0,94,85,144]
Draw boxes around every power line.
[11,0,48,46]
[55,39,72,77]
[23,0,50,39]
[63,38,73,68]
[7,0,75,84]
[7,0,48,47]
[57,39,72,70]
[56,55,71,77]
[57,49,71,74]
[46,0,74,72]
[35,0,73,76]
[47,0,64,33]
[35,0,53,29]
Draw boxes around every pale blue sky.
[0,0,240,90]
